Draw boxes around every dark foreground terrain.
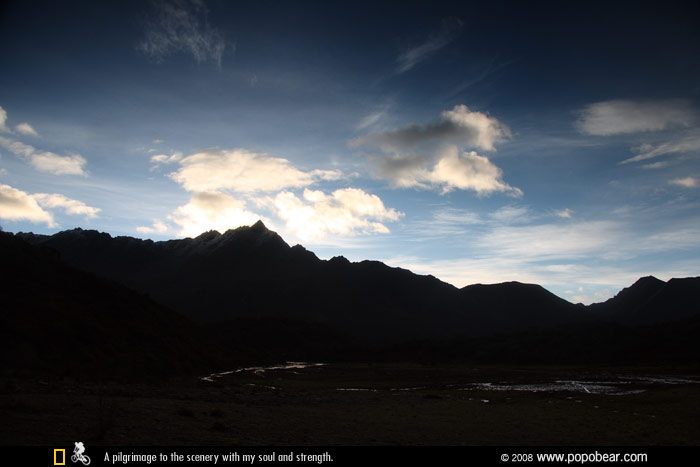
[3,228,700,447]
[2,363,699,446]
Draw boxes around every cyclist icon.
[71,442,91,465]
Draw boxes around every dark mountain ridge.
[17,222,594,344]
[4,223,700,374]
[15,222,700,346]
[587,275,700,324]
[0,231,230,380]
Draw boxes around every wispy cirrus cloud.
[489,205,532,224]
[356,103,392,131]
[669,176,698,188]
[620,128,700,164]
[575,99,700,169]
[386,205,700,303]
[477,220,625,262]
[387,253,696,305]
[576,99,696,136]
[138,0,229,67]
[395,17,463,73]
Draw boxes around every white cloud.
[152,145,401,241]
[396,17,462,73]
[273,187,403,242]
[372,146,521,196]
[137,219,169,234]
[430,148,521,195]
[576,99,695,135]
[0,135,87,176]
[0,136,33,157]
[669,176,698,188]
[0,107,9,133]
[28,151,87,176]
[138,0,229,67]
[555,208,573,218]
[32,193,100,218]
[14,123,39,137]
[0,107,40,137]
[150,151,183,168]
[0,184,56,227]
[641,161,671,170]
[0,108,40,137]
[440,105,511,151]
[170,148,342,193]
[353,105,519,196]
[169,190,264,238]
[353,104,511,153]
[0,184,99,228]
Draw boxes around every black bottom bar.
[5,445,698,467]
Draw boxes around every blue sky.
[1,0,699,303]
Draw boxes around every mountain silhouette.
[588,275,700,324]
[0,231,229,380]
[633,277,700,324]
[18,222,593,344]
[4,222,700,371]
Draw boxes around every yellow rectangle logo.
[54,449,66,465]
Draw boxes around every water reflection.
[465,375,698,395]
[465,381,644,395]
[200,361,325,382]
